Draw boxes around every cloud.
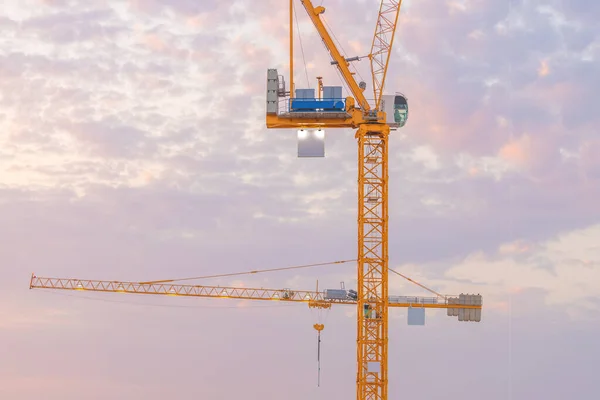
[0,0,595,284]
[384,223,600,320]
[0,0,599,398]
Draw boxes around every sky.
[0,0,599,399]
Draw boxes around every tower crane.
[264,1,483,400]
[29,264,482,397]
[28,1,483,399]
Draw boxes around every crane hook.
[313,323,324,387]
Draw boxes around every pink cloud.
[1,1,599,398]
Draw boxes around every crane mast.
[279,1,404,399]
[357,123,389,400]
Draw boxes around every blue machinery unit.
[290,97,346,112]
[290,87,345,113]
[288,86,408,129]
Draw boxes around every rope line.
[139,259,357,285]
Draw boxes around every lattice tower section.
[356,125,389,400]
[370,0,402,110]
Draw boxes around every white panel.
[475,294,482,322]
[380,95,396,126]
[298,129,325,158]
[466,295,472,321]
[407,307,425,325]
[266,69,279,114]
[324,289,347,299]
[296,88,315,99]
[451,297,458,317]
[323,86,342,99]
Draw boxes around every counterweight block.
[447,294,483,322]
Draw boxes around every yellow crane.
[29,1,483,399]
[264,1,482,400]
[29,264,482,397]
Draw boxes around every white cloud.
[423,223,600,313]
[1,0,599,398]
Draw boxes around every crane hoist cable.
[309,279,329,388]
[389,268,445,299]
[313,16,352,98]
[138,259,357,284]
[316,322,323,386]
[293,1,311,88]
